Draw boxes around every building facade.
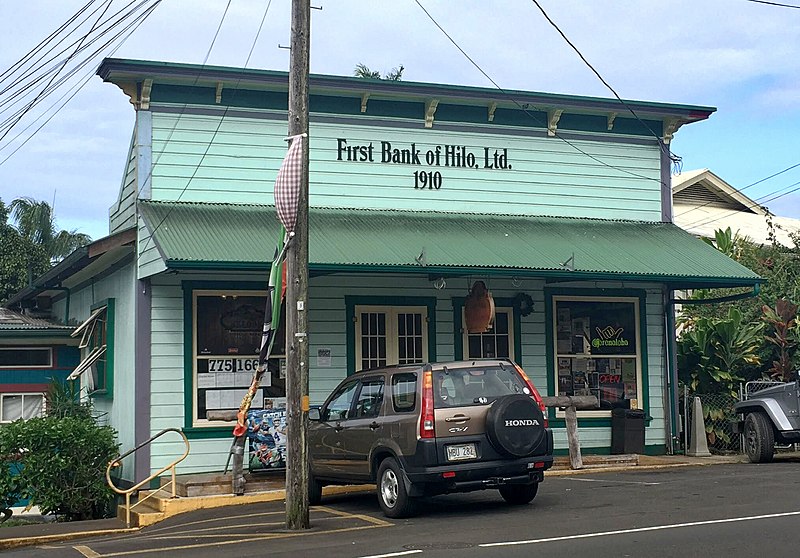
[5,59,761,482]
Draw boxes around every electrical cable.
[0,0,152,121]
[0,1,163,163]
[745,0,800,9]
[0,0,115,143]
[0,0,98,85]
[413,0,665,186]
[137,0,279,259]
[681,177,800,231]
[528,0,679,167]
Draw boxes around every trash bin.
[611,408,646,454]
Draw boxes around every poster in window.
[558,358,571,376]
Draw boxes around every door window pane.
[354,379,384,418]
[324,382,359,421]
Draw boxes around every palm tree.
[354,63,404,81]
[10,197,91,262]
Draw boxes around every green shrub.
[0,382,120,522]
[7,416,119,521]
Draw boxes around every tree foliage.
[10,197,91,262]
[679,224,800,390]
[0,199,50,303]
[354,63,404,81]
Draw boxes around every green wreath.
[513,292,534,317]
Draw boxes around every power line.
[138,0,278,260]
[413,0,664,186]
[0,1,163,164]
[745,0,800,9]
[0,0,157,143]
[528,0,678,168]
[0,0,115,143]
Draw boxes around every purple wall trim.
[661,146,673,223]
[134,278,152,482]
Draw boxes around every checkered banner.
[274,134,304,233]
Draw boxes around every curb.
[0,527,140,550]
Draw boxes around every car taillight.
[514,363,548,428]
[420,370,435,439]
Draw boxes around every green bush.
[0,382,120,521]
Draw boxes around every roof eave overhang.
[164,260,761,289]
[97,58,715,125]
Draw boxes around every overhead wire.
[744,0,800,9]
[0,0,98,84]
[137,0,278,259]
[0,0,153,128]
[528,0,680,170]
[0,0,115,143]
[0,0,150,115]
[0,0,164,164]
[413,0,667,186]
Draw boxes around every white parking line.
[357,551,423,558]
[563,477,661,485]
[480,510,800,547]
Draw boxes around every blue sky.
[1,0,799,240]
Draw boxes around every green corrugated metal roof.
[139,201,761,288]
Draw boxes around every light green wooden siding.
[110,131,138,234]
[145,272,667,474]
[150,110,662,221]
[137,214,166,279]
[66,263,137,469]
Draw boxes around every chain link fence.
[681,390,741,454]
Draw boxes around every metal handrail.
[106,428,190,527]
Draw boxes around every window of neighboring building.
[354,306,428,372]
[552,295,641,412]
[463,307,514,360]
[0,393,44,422]
[69,300,114,396]
[192,291,286,425]
[0,348,52,368]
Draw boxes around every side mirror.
[308,407,321,421]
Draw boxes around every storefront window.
[193,291,286,423]
[553,296,641,410]
[464,307,514,360]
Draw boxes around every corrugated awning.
[139,201,762,289]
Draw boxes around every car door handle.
[445,415,471,422]
[369,421,380,430]
[334,423,344,432]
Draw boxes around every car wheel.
[499,482,538,505]
[376,458,416,518]
[744,412,774,463]
[308,470,323,505]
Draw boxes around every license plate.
[446,443,477,461]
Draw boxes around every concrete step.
[166,472,285,497]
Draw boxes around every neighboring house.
[673,168,800,246]
[4,58,761,484]
[0,308,77,422]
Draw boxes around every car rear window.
[392,373,417,412]
[433,365,529,408]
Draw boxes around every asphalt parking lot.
[6,458,800,558]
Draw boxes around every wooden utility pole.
[285,0,310,530]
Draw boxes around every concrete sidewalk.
[0,452,765,550]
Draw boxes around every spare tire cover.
[486,394,546,458]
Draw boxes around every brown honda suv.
[308,359,553,518]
